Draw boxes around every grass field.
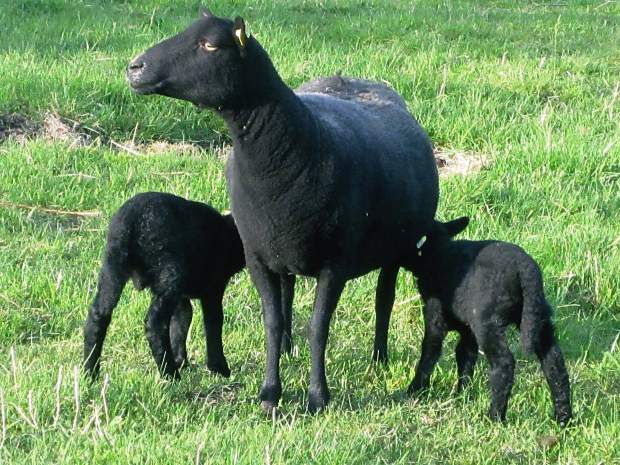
[1,0,619,463]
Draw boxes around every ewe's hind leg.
[373,266,398,364]
[535,321,572,425]
[308,268,346,413]
[83,258,128,379]
[455,329,478,392]
[169,299,193,369]
[478,325,515,421]
[200,286,230,377]
[407,298,446,395]
[145,294,180,379]
[280,274,296,354]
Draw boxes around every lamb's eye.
[200,41,218,52]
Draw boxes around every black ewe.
[127,9,439,412]
[83,192,295,379]
[403,217,572,425]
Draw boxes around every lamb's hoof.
[260,400,279,416]
[207,362,231,378]
[162,369,181,381]
[406,382,426,397]
[487,408,506,422]
[83,365,100,382]
[555,409,572,427]
[174,358,189,371]
[308,388,330,414]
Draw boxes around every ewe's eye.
[200,41,218,52]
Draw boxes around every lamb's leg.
[535,321,572,425]
[407,298,446,395]
[455,329,478,392]
[169,298,193,369]
[372,265,398,364]
[280,274,296,354]
[248,261,284,413]
[201,286,230,377]
[83,257,128,379]
[308,268,346,413]
[479,326,514,422]
[144,294,180,379]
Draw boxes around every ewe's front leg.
[280,274,296,354]
[201,286,230,377]
[248,261,284,413]
[145,295,180,379]
[372,265,398,364]
[308,269,346,413]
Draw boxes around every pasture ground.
[0,1,619,463]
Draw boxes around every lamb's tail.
[518,259,552,354]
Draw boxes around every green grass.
[1,0,619,463]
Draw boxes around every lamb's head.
[127,8,254,109]
[404,216,470,272]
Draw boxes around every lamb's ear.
[199,6,213,18]
[443,216,469,237]
[233,16,249,57]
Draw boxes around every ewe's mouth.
[128,81,162,95]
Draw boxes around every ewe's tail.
[518,259,552,354]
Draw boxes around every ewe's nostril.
[127,61,145,73]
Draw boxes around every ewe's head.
[127,8,254,109]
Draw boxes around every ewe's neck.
[220,42,318,178]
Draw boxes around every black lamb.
[127,9,439,413]
[403,216,572,425]
[83,192,292,379]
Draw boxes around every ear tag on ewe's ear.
[416,235,427,256]
[235,28,247,47]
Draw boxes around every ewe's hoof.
[371,350,388,365]
[207,362,231,378]
[280,338,293,355]
[259,383,282,414]
[308,389,330,414]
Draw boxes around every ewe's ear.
[233,16,249,57]
[199,6,213,18]
[443,216,469,237]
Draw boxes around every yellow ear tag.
[235,28,246,47]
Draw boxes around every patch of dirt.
[0,111,98,146]
[2,112,489,175]
[41,112,95,147]
[0,112,40,142]
[435,147,489,176]
[113,140,204,157]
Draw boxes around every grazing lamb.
[83,192,295,379]
[127,9,439,412]
[403,216,572,425]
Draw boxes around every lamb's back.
[449,241,533,326]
